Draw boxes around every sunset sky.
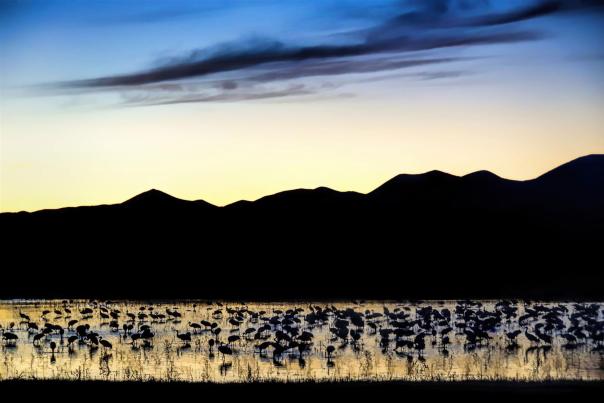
[1,0,603,212]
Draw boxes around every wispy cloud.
[36,0,604,106]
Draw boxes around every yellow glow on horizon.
[1,90,603,212]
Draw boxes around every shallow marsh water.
[1,300,602,382]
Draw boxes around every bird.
[2,331,18,345]
[67,335,78,349]
[525,330,540,344]
[188,322,202,333]
[175,331,191,344]
[506,330,521,342]
[561,333,577,344]
[326,345,335,358]
[227,335,240,345]
[535,330,552,344]
[256,341,273,354]
[218,344,233,361]
[99,337,113,351]
[32,332,45,346]
[130,333,141,346]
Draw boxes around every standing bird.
[49,341,57,364]
[99,337,113,351]
[227,335,240,345]
[188,322,202,334]
[525,330,540,344]
[326,345,335,359]
[2,331,18,345]
[67,335,78,350]
[218,344,233,362]
[506,330,521,344]
[32,332,45,346]
[175,331,191,344]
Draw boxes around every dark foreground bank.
[1,380,602,399]
[1,154,602,300]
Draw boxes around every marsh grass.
[1,300,603,383]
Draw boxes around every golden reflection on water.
[0,300,602,382]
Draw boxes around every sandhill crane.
[99,337,113,351]
[535,330,552,344]
[561,333,577,344]
[140,328,154,345]
[256,341,273,354]
[326,345,335,358]
[188,322,202,334]
[87,334,99,348]
[175,331,191,344]
[506,330,521,343]
[227,335,240,345]
[2,331,18,345]
[525,330,540,344]
[32,332,45,346]
[67,335,78,350]
[130,333,141,346]
[218,344,233,362]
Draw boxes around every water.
[1,300,602,382]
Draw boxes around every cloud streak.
[39,0,604,106]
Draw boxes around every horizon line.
[2,153,600,214]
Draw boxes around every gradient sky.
[1,0,603,212]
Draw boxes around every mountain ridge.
[1,154,602,300]
[3,154,601,214]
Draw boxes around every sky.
[1,0,603,212]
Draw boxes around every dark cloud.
[40,0,604,105]
[121,84,314,107]
[56,31,540,89]
[246,57,464,82]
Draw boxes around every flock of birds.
[1,300,603,371]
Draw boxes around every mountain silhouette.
[123,189,216,210]
[227,187,364,211]
[1,154,602,300]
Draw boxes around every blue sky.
[1,0,603,211]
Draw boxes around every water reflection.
[0,300,602,382]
